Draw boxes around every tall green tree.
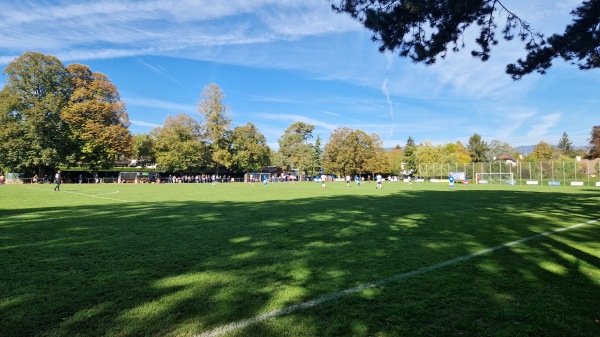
[230,122,271,173]
[150,114,207,172]
[403,136,417,173]
[0,52,72,175]
[62,64,133,173]
[468,133,488,162]
[197,83,232,175]
[588,125,600,158]
[310,134,323,176]
[132,133,156,165]
[330,0,600,79]
[277,122,315,174]
[557,132,575,157]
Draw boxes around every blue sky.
[1,0,598,150]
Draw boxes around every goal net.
[475,172,514,184]
[244,173,271,183]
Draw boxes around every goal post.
[475,172,514,184]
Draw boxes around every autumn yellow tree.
[386,145,404,175]
[448,141,472,164]
[323,128,387,176]
[61,64,133,174]
[527,141,557,161]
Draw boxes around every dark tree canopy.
[589,125,600,158]
[468,133,488,162]
[557,131,574,157]
[0,52,72,173]
[330,0,600,79]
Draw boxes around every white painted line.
[63,190,133,203]
[93,189,122,196]
[26,186,133,203]
[196,219,598,337]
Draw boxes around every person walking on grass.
[54,170,61,191]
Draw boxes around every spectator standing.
[54,170,61,191]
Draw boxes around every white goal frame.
[475,172,514,184]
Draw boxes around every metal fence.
[415,160,600,186]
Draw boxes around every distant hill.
[515,145,588,155]
[514,145,536,155]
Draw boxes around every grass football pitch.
[1,181,599,337]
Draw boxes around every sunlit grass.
[0,181,599,337]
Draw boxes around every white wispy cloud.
[257,113,337,131]
[136,58,191,92]
[130,119,161,128]
[322,110,341,117]
[124,97,196,114]
[0,0,358,63]
[380,78,396,141]
[527,113,562,138]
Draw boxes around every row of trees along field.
[0,52,132,178]
[2,51,600,178]
[142,121,598,177]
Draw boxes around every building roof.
[496,154,516,162]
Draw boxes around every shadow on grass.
[1,188,599,337]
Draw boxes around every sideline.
[26,186,133,203]
[196,219,598,337]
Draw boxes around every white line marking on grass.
[196,219,598,337]
[94,189,122,196]
[27,186,133,203]
[64,190,133,203]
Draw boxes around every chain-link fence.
[416,160,600,186]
